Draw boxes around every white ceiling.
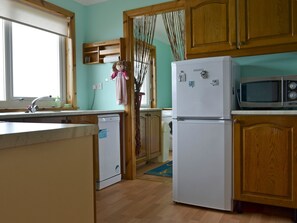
[73,0,108,5]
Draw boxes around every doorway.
[122,1,185,180]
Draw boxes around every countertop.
[0,109,124,120]
[0,122,98,150]
[232,110,297,115]
[140,108,162,112]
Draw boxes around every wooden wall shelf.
[83,38,124,64]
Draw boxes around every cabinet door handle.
[229,41,236,46]
[233,119,240,124]
[239,41,246,46]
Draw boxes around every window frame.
[134,44,157,108]
[1,20,66,105]
[0,0,76,111]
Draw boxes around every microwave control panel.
[286,80,297,101]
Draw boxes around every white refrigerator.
[172,56,239,211]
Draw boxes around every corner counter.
[232,110,297,115]
[0,109,124,120]
[0,122,98,149]
[0,110,125,184]
[0,122,98,223]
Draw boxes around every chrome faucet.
[26,95,52,113]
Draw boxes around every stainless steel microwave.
[238,75,297,108]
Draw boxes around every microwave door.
[239,80,283,108]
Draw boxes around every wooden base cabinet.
[8,115,100,185]
[233,115,297,209]
[137,110,161,166]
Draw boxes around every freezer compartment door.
[172,57,235,119]
[172,119,232,211]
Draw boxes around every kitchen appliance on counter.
[98,114,121,190]
[159,110,173,162]
[172,56,239,211]
[238,75,297,109]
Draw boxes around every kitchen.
[0,0,297,222]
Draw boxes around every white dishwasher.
[98,114,121,190]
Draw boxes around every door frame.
[122,0,185,179]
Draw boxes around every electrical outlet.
[97,82,103,90]
[92,83,103,90]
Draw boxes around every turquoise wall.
[153,39,173,108]
[47,0,297,110]
[47,0,89,109]
[48,0,173,110]
[234,52,297,78]
[84,0,174,110]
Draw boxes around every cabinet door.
[233,116,297,208]
[65,115,99,184]
[238,0,297,49]
[136,113,148,164]
[185,0,237,55]
[148,111,161,159]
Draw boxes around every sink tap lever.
[26,95,52,113]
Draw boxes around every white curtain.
[0,0,69,36]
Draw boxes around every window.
[0,18,65,108]
[134,46,156,108]
[139,63,151,107]
[134,60,153,108]
[12,22,63,98]
[0,0,75,110]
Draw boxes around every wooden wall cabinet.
[186,0,297,58]
[83,38,124,64]
[137,110,161,166]
[237,0,297,49]
[185,0,237,56]
[233,115,297,209]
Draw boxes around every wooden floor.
[96,160,294,223]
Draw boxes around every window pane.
[134,61,151,107]
[12,22,61,98]
[140,65,151,106]
[0,19,4,100]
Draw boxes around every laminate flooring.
[96,160,294,223]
